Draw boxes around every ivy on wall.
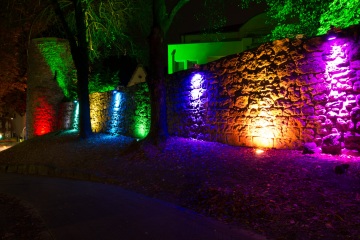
[317,0,360,35]
[37,40,77,101]
[88,70,120,94]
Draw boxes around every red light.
[33,97,55,136]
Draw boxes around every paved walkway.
[0,173,267,240]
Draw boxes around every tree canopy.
[243,0,360,40]
[317,0,360,35]
[0,0,49,116]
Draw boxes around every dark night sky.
[167,1,268,43]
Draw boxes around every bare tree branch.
[164,0,190,33]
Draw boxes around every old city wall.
[27,38,150,139]
[27,38,68,138]
[59,83,150,139]
[167,29,360,152]
[27,31,360,153]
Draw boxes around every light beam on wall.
[250,116,277,148]
[132,84,150,139]
[326,42,349,105]
[323,39,350,146]
[37,40,76,99]
[33,97,55,136]
[90,92,108,133]
[191,73,203,88]
[109,91,122,135]
[190,73,206,106]
[134,122,147,138]
[133,110,150,139]
[73,100,79,129]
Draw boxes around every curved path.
[0,173,266,240]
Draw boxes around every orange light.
[255,148,264,154]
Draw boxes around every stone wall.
[28,38,150,140]
[167,28,360,152]
[27,38,68,138]
[59,83,150,139]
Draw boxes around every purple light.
[191,89,201,100]
[190,73,205,100]
[188,73,207,109]
[190,73,203,89]
[328,36,337,41]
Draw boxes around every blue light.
[114,92,121,108]
[109,92,122,134]
[190,73,203,89]
[73,101,79,129]
[190,73,205,100]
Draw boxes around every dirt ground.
[0,131,360,240]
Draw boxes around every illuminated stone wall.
[27,38,69,139]
[167,28,360,152]
[28,38,150,139]
[59,102,78,130]
[59,83,150,139]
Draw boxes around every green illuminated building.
[168,12,275,74]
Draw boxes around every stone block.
[302,105,315,115]
[302,128,315,142]
[226,133,240,145]
[298,61,326,74]
[235,96,249,108]
[252,136,274,148]
[350,60,360,70]
[344,131,360,150]
[239,136,252,146]
[274,138,292,149]
[321,133,342,155]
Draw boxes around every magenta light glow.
[189,73,206,105]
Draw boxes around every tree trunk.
[147,25,168,144]
[50,0,92,139]
[73,46,92,139]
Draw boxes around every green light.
[88,71,120,94]
[318,0,360,35]
[168,42,249,74]
[134,123,148,139]
[131,83,150,139]
[37,39,77,100]
[132,111,150,139]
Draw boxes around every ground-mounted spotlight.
[255,148,264,154]
[327,25,341,41]
[328,34,337,41]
